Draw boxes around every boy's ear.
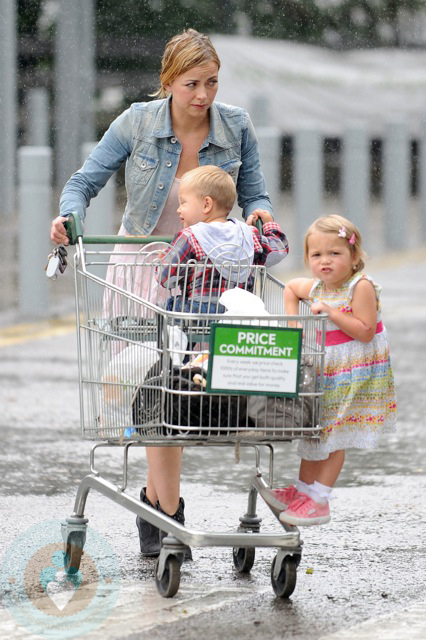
[203,196,214,214]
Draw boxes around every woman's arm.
[59,107,134,220]
[311,279,378,342]
[237,113,273,220]
[51,108,134,244]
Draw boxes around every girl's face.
[307,231,358,290]
[166,62,219,122]
[177,185,206,228]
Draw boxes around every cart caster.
[155,555,181,598]
[271,554,298,598]
[232,546,255,573]
[61,521,87,576]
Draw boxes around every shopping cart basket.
[61,213,327,598]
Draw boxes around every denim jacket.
[60,97,273,235]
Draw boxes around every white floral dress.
[297,272,397,461]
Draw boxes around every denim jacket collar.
[152,97,230,149]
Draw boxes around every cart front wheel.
[64,530,86,576]
[232,547,255,573]
[271,555,297,598]
[155,556,181,598]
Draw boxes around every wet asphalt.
[0,250,426,639]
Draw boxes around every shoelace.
[287,492,311,511]
[274,486,296,498]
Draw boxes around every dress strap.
[308,278,322,300]
[347,273,381,303]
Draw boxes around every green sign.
[207,324,302,397]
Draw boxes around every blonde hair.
[152,29,221,99]
[180,165,236,212]
[304,214,366,272]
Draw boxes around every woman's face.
[166,62,219,121]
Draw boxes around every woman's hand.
[246,209,273,226]
[51,216,70,245]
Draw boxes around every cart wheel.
[232,547,255,573]
[271,555,297,598]
[155,556,181,598]
[64,530,86,576]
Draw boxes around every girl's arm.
[284,278,314,315]
[311,279,378,342]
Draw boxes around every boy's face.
[177,185,206,228]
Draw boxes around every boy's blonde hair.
[180,165,236,212]
[304,214,366,272]
[152,29,221,99]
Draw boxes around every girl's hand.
[51,216,70,245]
[311,301,329,315]
[246,209,273,226]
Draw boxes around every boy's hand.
[246,209,273,226]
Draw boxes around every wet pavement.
[0,248,426,639]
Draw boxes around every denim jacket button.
[171,137,177,144]
[151,204,158,210]
[158,183,164,190]
[166,161,172,167]
[141,162,146,168]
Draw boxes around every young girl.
[268,214,397,526]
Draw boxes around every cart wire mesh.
[73,240,326,444]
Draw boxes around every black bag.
[132,363,253,437]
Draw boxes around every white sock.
[310,481,333,504]
[295,479,310,494]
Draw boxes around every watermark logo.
[0,519,120,639]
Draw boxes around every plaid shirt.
[158,221,289,302]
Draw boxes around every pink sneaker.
[279,493,331,526]
[261,485,299,511]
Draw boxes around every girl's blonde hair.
[152,29,221,99]
[304,214,366,272]
[180,165,236,212]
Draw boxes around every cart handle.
[63,212,173,245]
[63,211,263,245]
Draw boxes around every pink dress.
[297,272,397,461]
[103,179,181,316]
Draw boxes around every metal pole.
[342,122,370,251]
[383,120,410,250]
[55,0,96,189]
[419,119,426,242]
[26,87,50,146]
[79,0,96,144]
[55,0,81,190]
[0,0,17,217]
[18,147,52,317]
[256,128,281,222]
[293,127,323,265]
[250,96,282,233]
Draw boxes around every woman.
[51,28,277,560]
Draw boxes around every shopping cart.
[61,213,327,598]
